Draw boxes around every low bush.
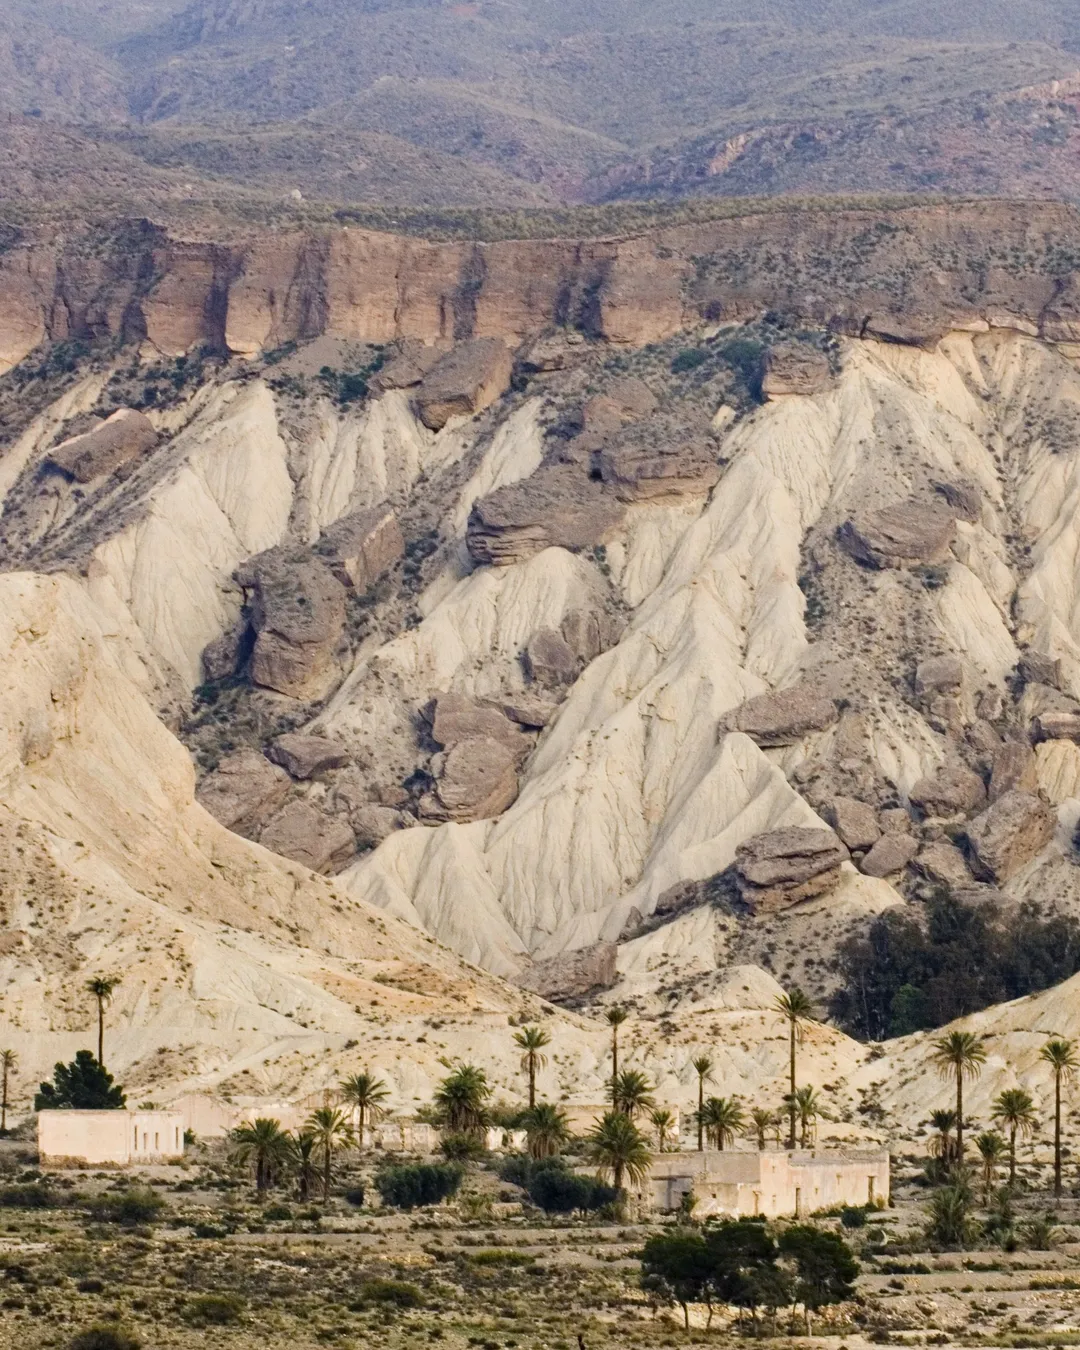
[183,1294,245,1325]
[263,1203,293,1221]
[68,1327,141,1350]
[441,1132,486,1162]
[354,1278,424,1308]
[526,1163,617,1215]
[467,1249,534,1267]
[343,1186,365,1208]
[375,1163,464,1211]
[841,1205,869,1228]
[0,1183,71,1209]
[86,1188,165,1226]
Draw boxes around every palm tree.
[289,1129,320,1202]
[929,1031,986,1164]
[1040,1038,1079,1198]
[975,1131,1006,1204]
[0,1050,16,1135]
[700,1096,745,1150]
[230,1117,292,1193]
[513,1026,550,1110]
[928,1108,958,1164]
[586,1110,652,1193]
[434,1062,491,1137]
[649,1108,676,1152]
[522,1102,571,1159]
[605,1007,629,1102]
[690,1054,713,1151]
[85,976,121,1067]
[748,1106,773,1151]
[993,1088,1037,1187]
[774,987,815,1150]
[794,1085,821,1149]
[339,1070,389,1150]
[613,1069,655,1119]
[306,1106,355,1203]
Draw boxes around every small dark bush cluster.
[353,1278,424,1309]
[68,1327,140,1350]
[374,1162,464,1210]
[498,1156,616,1214]
[0,1183,72,1209]
[343,1186,365,1208]
[183,1294,245,1325]
[86,1187,164,1227]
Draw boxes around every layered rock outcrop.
[733,826,849,913]
[965,791,1056,884]
[838,497,957,569]
[316,506,403,592]
[47,408,158,482]
[195,749,291,838]
[415,339,513,430]
[236,549,347,698]
[724,683,838,747]
[466,468,624,566]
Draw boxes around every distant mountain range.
[5,0,1080,214]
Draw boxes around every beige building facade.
[647,1149,890,1219]
[38,1110,185,1166]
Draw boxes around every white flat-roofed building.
[38,1110,185,1166]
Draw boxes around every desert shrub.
[35,1051,125,1110]
[264,1203,293,1221]
[840,1206,869,1228]
[68,1327,140,1350]
[717,337,766,400]
[354,1278,423,1308]
[343,1186,365,1207]
[184,1294,245,1325]
[527,1165,617,1215]
[468,1249,533,1267]
[671,347,708,373]
[86,1188,164,1226]
[374,1163,464,1210]
[76,1279,105,1294]
[0,1183,71,1209]
[192,1222,227,1239]
[441,1132,486,1162]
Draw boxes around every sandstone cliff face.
[7,201,1080,372]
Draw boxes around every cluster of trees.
[831,892,1080,1040]
[641,1218,858,1333]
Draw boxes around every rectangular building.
[646,1148,890,1219]
[38,1110,185,1166]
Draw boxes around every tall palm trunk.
[788,1022,797,1150]
[697,1077,704,1152]
[357,1105,366,1152]
[96,997,105,1066]
[611,1027,619,1103]
[956,1072,964,1166]
[1054,1070,1063,1198]
[528,1058,536,1110]
[1,1065,8,1134]
[1008,1125,1017,1187]
[324,1147,332,1203]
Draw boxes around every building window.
[154,1132,159,1151]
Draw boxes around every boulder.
[909,763,986,819]
[760,341,835,398]
[237,550,347,699]
[425,691,529,759]
[859,833,918,878]
[201,618,249,683]
[598,423,721,502]
[932,479,981,524]
[827,797,881,852]
[466,466,624,567]
[724,682,838,747]
[1033,712,1080,744]
[259,801,357,874]
[352,804,411,849]
[733,826,849,913]
[879,807,913,835]
[523,629,580,689]
[965,790,1056,884]
[369,340,444,393]
[915,654,964,699]
[838,498,957,569]
[560,607,624,666]
[432,737,519,822]
[518,943,618,1001]
[912,839,973,891]
[1019,651,1062,691]
[48,408,158,482]
[503,694,560,728]
[415,338,513,430]
[989,739,1038,802]
[316,506,403,591]
[195,750,291,838]
[267,733,351,780]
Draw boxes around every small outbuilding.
[38,1110,185,1166]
